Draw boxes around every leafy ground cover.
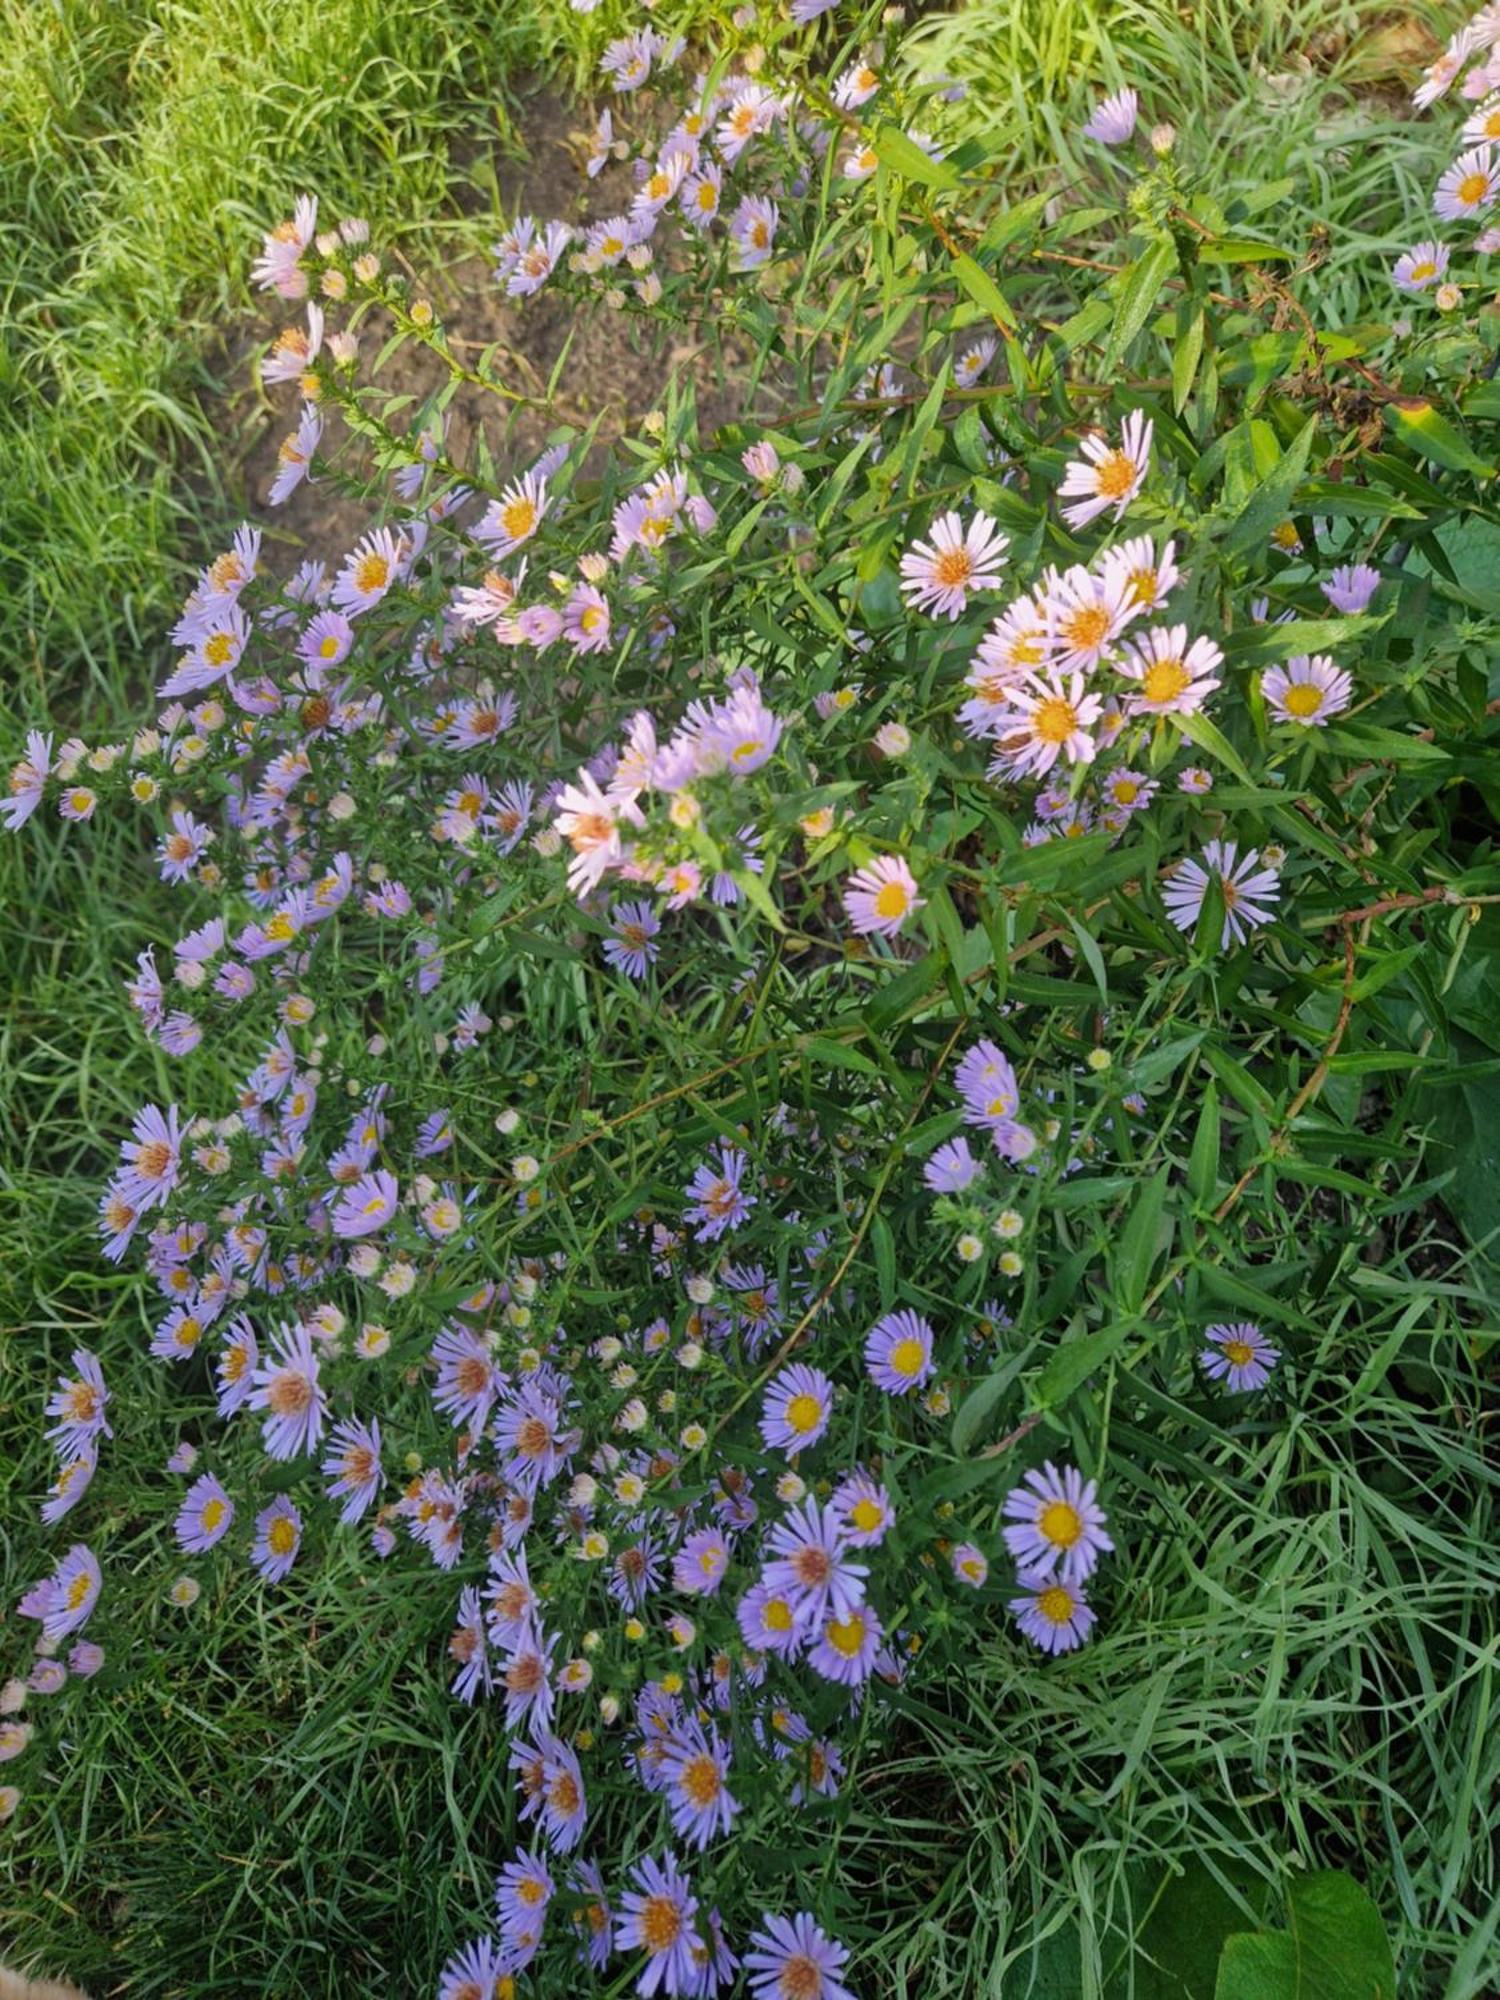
[2,3,1497,1997]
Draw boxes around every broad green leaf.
[1173,303,1207,415]
[872,124,959,190]
[1115,1167,1172,1313]
[1214,1871,1396,2000]
[1223,414,1317,557]
[1187,1082,1221,1205]
[1107,236,1178,369]
[951,1352,1028,1454]
[1196,236,1294,263]
[952,250,1018,331]
[1034,1318,1138,1409]
[1384,399,1495,478]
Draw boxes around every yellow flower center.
[1032,697,1078,745]
[200,1497,226,1532]
[850,1498,883,1534]
[641,1895,682,1953]
[1037,1585,1075,1625]
[779,1957,824,2000]
[680,1754,721,1806]
[1458,170,1492,206]
[1062,605,1110,651]
[268,1517,297,1556]
[764,1596,795,1632]
[889,1337,926,1378]
[872,879,911,920]
[502,497,538,540]
[1094,449,1137,500]
[353,553,390,593]
[786,1392,822,1434]
[1112,780,1140,805]
[1039,1500,1083,1548]
[1140,657,1190,704]
[933,548,974,589]
[1224,1339,1255,1367]
[1281,681,1325,719]
[66,1571,93,1609]
[826,1614,866,1658]
[1410,258,1437,283]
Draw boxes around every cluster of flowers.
[1,5,1344,1985]
[1392,1,1500,303]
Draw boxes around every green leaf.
[1173,303,1206,415]
[1196,237,1294,263]
[1106,236,1178,369]
[1176,709,1255,786]
[1065,910,1109,1003]
[1214,1871,1396,2000]
[1223,415,1317,557]
[1384,399,1495,478]
[1115,1167,1172,1313]
[952,250,1018,331]
[1034,1318,1138,1409]
[1187,1082,1221,1205]
[951,1352,1028,1454]
[872,124,959,190]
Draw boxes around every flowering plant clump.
[7,1,1500,1989]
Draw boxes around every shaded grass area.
[3,2,1496,1995]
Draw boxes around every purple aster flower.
[431,1324,503,1434]
[501,1624,557,1735]
[494,1382,570,1495]
[955,1039,1020,1127]
[1319,562,1380,614]
[495,1844,554,1960]
[762,1497,867,1626]
[758,1362,834,1455]
[248,1320,327,1460]
[923,1136,983,1193]
[808,1599,885,1686]
[744,1911,857,2000]
[571,1858,614,1971]
[660,1719,740,1850]
[68,1641,105,1679]
[1002,1461,1113,1583]
[1083,87,1139,146]
[864,1308,937,1395]
[20,1544,101,1644]
[1009,1569,1096,1655]
[1162,840,1280,950]
[603,899,661,979]
[174,1473,234,1552]
[321,1415,383,1522]
[40,1446,97,1526]
[44,1347,111,1458]
[672,1526,732,1597]
[251,1496,303,1583]
[736,1580,806,1657]
[683,1145,756,1242]
[1199,1320,1280,1392]
[447,1586,492,1705]
[830,1470,894,1548]
[951,1542,990,1588]
[538,1735,588,1852]
[616,1850,704,1997]
[216,1315,259,1418]
[438,1934,508,2000]
[117,1102,184,1212]
[332,1168,400,1237]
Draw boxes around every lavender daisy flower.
[174,1473,234,1552]
[332,1168,400,1237]
[604,900,661,979]
[744,1912,857,2000]
[1392,239,1450,292]
[899,510,1009,619]
[1261,653,1353,727]
[251,1497,303,1583]
[117,1102,184,1212]
[572,1858,614,1970]
[762,1497,867,1625]
[216,1316,259,1418]
[759,1362,834,1455]
[808,1600,885,1686]
[21,1544,101,1644]
[660,1720,740,1850]
[842,855,923,939]
[864,1308,937,1394]
[1434,145,1498,221]
[1200,1320,1280,1392]
[616,1850,704,1996]
[831,1470,894,1548]
[321,1416,383,1522]
[951,1542,989,1587]
[729,193,780,270]
[683,1144,756,1242]
[955,1038,1021,1127]
[1058,411,1152,529]
[40,1447,97,1526]
[923,1136,983,1192]
[1009,1569,1097,1654]
[248,1321,327,1460]
[495,1844,554,1956]
[1083,87,1139,145]
[438,1934,508,2000]
[1320,563,1380,614]
[1162,840,1281,950]
[44,1348,111,1458]
[736,1581,805,1656]
[539,1735,587,1852]
[672,1526,732,1596]
[1002,1462,1113,1582]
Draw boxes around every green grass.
[3,2,1497,1994]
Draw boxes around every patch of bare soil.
[210,84,762,559]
